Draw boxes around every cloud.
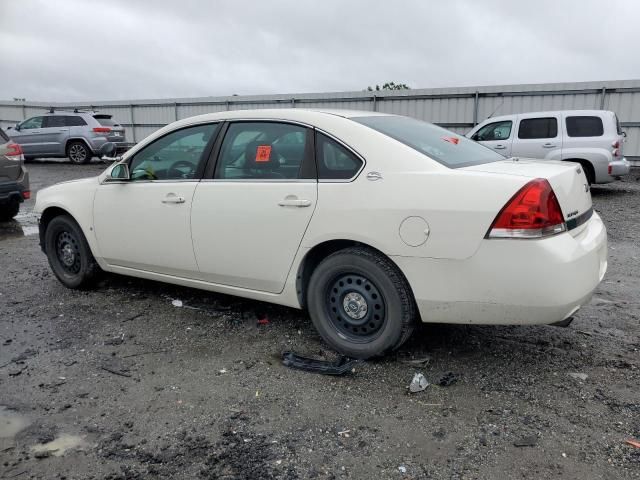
[0,0,637,101]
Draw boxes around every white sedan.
[34,109,607,358]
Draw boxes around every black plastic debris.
[281,351,359,375]
[437,372,458,387]
[514,435,538,447]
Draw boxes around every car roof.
[478,109,614,124]
[166,108,394,128]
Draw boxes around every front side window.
[20,116,44,130]
[316,132,363,179]
[566,116,604,137]
[474,120,512,141]
[215,122,310,180]
[353,115,504,168]
[129,123,219,181]
[518,117,558,139]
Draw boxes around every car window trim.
[204,119,317,182]
[125,121,223,182]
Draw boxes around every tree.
[366,82,410,92]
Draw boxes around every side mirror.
[13,124,20,131]
[107,163,130,181]
[7,125,13,130]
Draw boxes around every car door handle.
[493,144,506,149]
[162,194,185,204]
[278,198,312,208]
[58,129,69,132]
[542,143,556,148]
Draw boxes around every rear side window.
[65,116,87,127]
[315,132,363,179]
[0,128,9,142]
[44,116,65,128]
[93,116,119,127]
[353,115,504,168]
[215,122,312,180]
[518,118,558,139]
[566,116,603,137]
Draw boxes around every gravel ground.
[1,161,639,480]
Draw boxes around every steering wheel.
[167,160,196,179]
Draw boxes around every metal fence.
[1,79,639,160]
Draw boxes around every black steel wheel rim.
[55,231,81,274]
[326,273,386,342]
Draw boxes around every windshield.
[93,115,119,127]
[353,115,504,168]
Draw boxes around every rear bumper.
[609,158,631,177]
[0,168,29,203]
[393,212,607,325]
[87,137,132,154]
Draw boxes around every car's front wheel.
[307,247,416,359]
[44,215,101,288]
[67,141,92,164]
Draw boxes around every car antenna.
[487,96,504,119]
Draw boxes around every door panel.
[12,116,45,155]
[94,182,199,276]
[38,116,69,155]
[191,181,317,293]
[472,120,514,157]
[511,115,562,160]
[93,122,220,276]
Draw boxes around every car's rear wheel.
[307,247,416,359]
[0,199,20,222]
[44,215,101,289]
[67,141,91,164]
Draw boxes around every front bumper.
[393,212,607,325]
[609,158,631,177]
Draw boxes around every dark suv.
[6,110,130,164]
[0,127,29,221]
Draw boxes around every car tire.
[0,199,20,222]
[307,247,416,359]
[67,141,92,164]
[44,215,101,289]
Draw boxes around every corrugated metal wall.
[1,80,639,158]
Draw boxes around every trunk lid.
[463,159,592,231]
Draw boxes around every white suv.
[466,110,630,184]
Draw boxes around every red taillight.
[6,143,23,158]
[487,178,566,239]
[612,140,619,149]
[608,165,613,175]
[22,191,31,200]
[612,148,620,158]
[93,127,111,133]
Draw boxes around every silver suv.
[466,110,631,184]
[6,110,129,164]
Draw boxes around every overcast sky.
[0,0,638,102]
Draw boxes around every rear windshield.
[353,116,504,168]
[0,127,8,142]
[93,115,119,127]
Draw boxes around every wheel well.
[39,207,72,252]
[65,138,92,155]
[296,240,417,311]
[564,158,595,184]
